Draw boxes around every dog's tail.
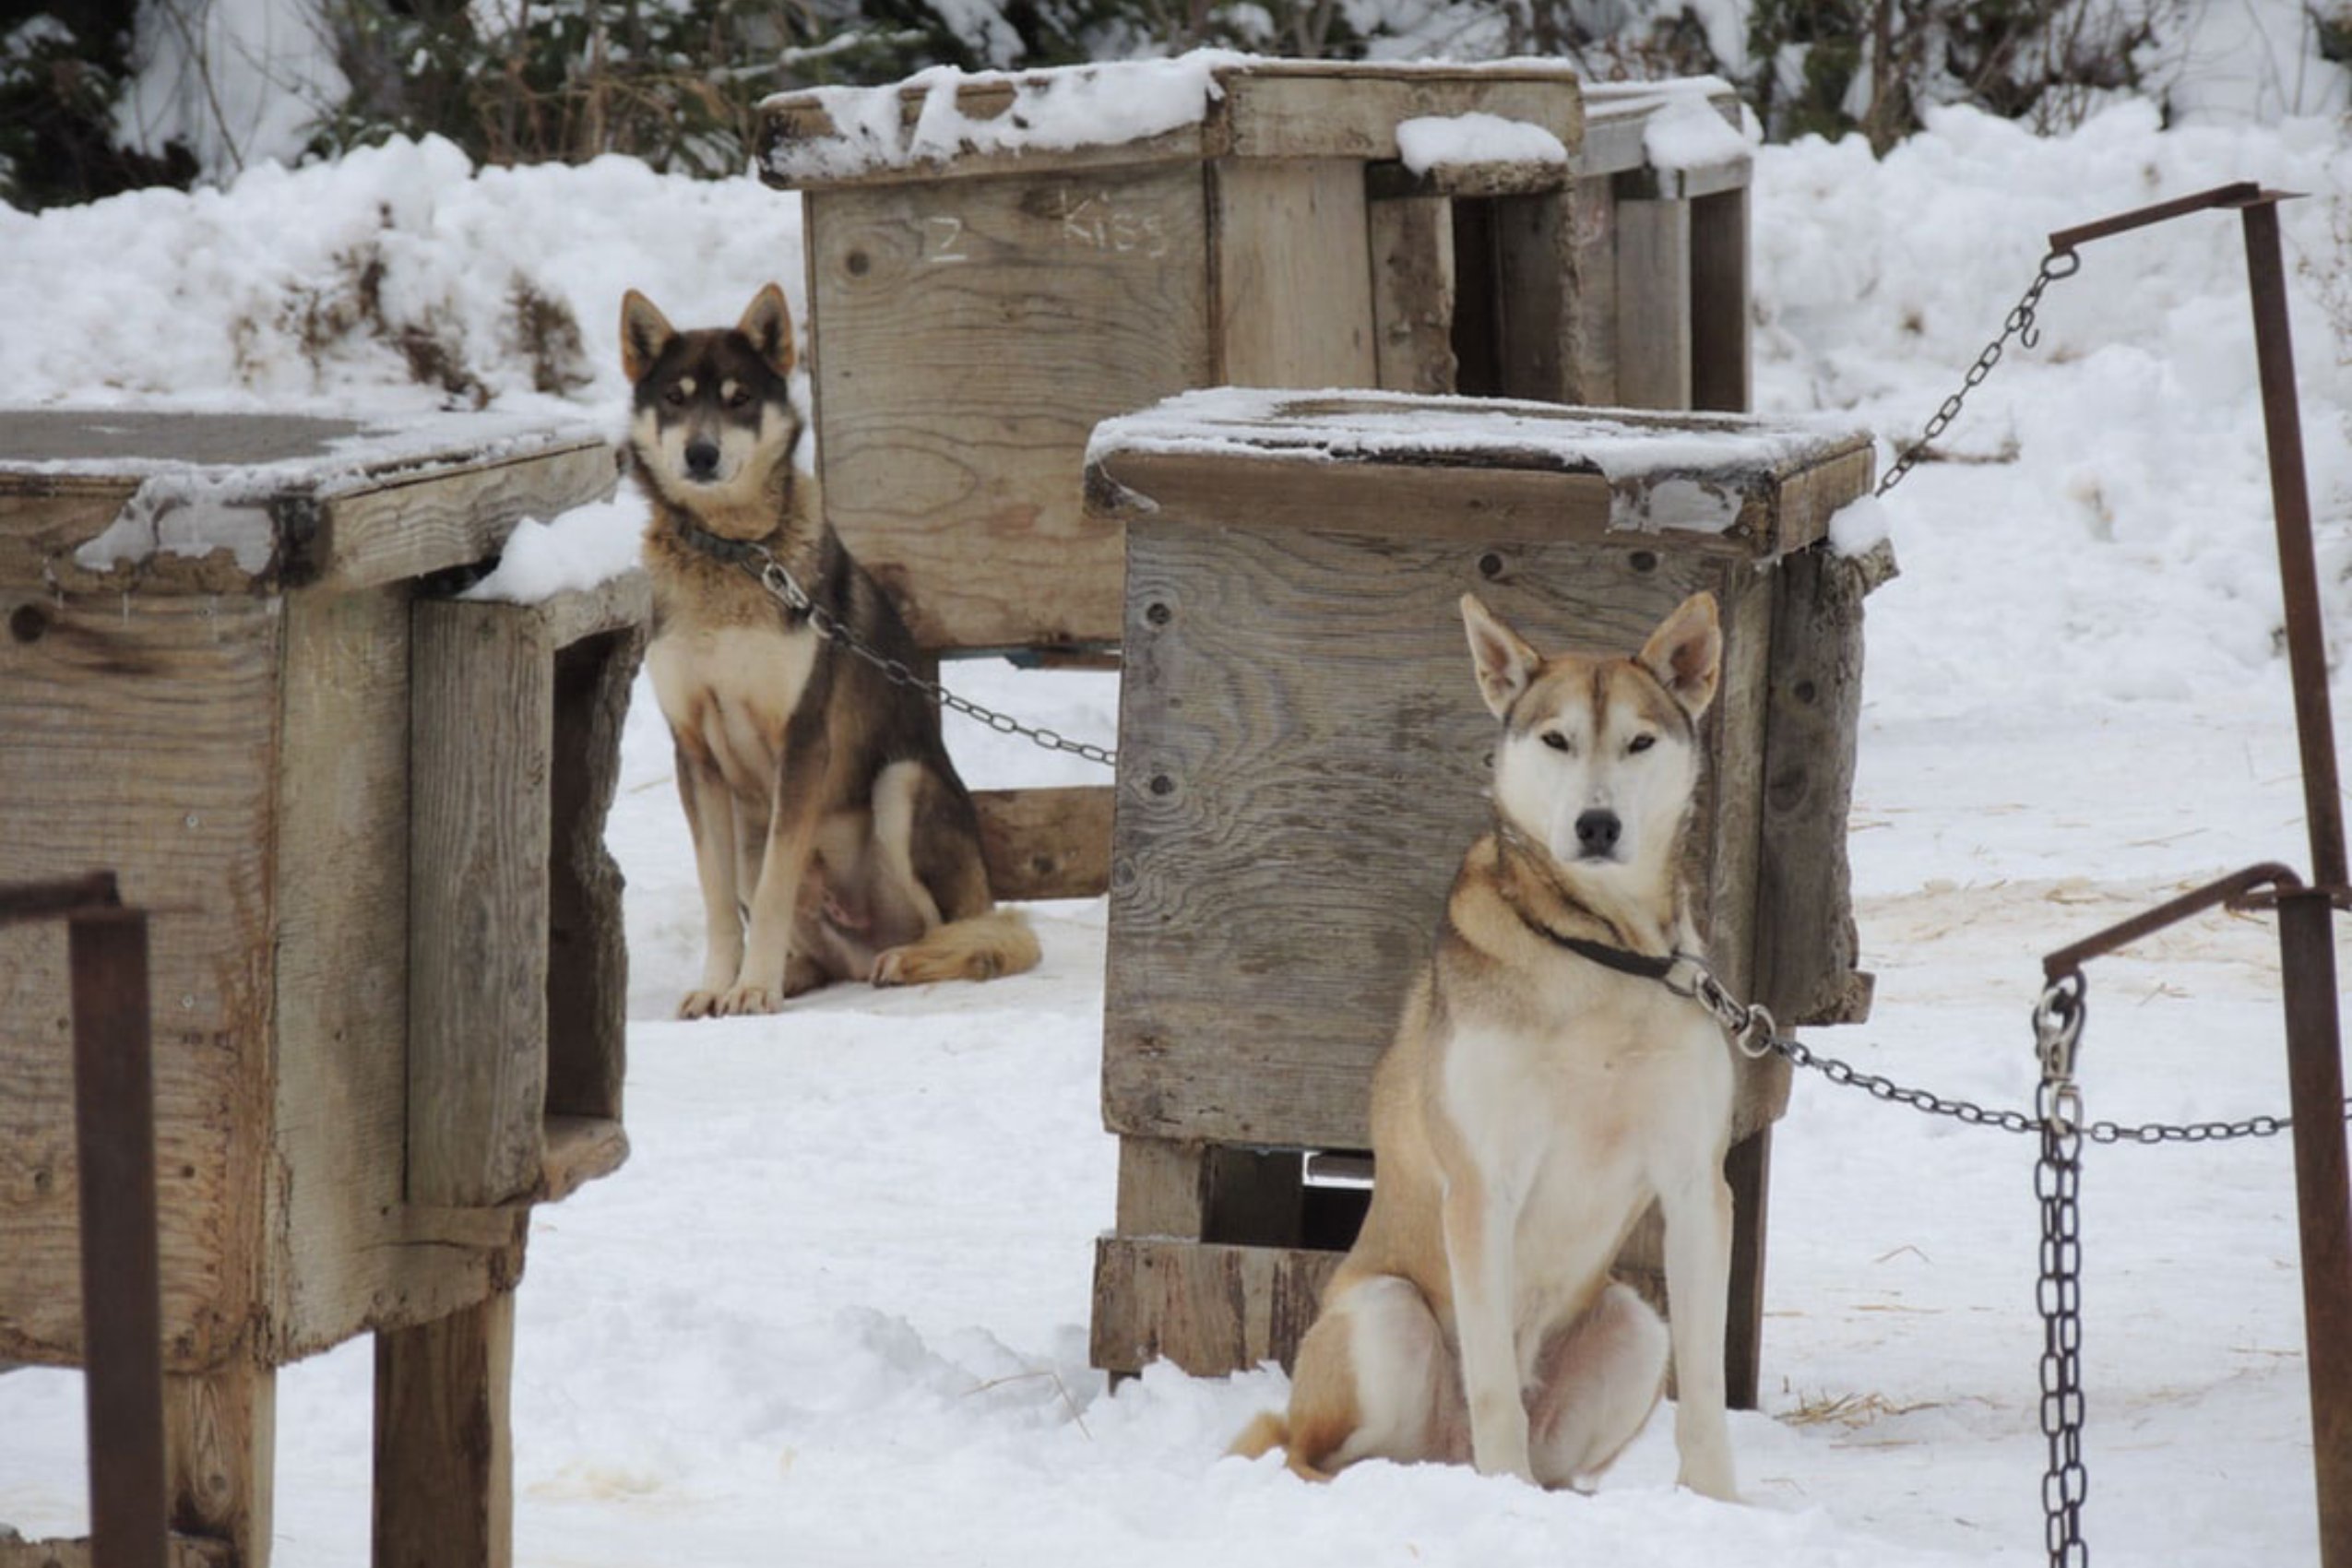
[1228,1411,1334,1481]
[873,908,1042,987]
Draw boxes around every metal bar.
[0,872,120,925]
[2045,181,2263,254]
[67,906,169,1568]
[2241,199,2350,891]
[2276,887,2352,1567]
[2040,861,2298,981]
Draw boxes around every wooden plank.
[1105,523,1746,1149]
[1213,70,1583,163]
[1091,1236,1342,1377]
[163,1361,274,1568]
[972,785,1111,903]
[265,586,529,1362]
[316,442,616,591]
[545,622,645,1123]
[1756,543,1883,1028]
[1367,160,1573,201]
[1724,1127,1771,1410]
[1614,195,1693,410]
[762,64,1585,190]
[374,1292,514,1568]
[1565,175,1620,405]
[0,588,277,1372]
[1690,186,1752,413]
[1574,89,1744,179]
[408,600,552,1208]
[1209,159,1378,388]
[0,1537,233,1568]
[1367,196,1457,395]
[805,163,1209,650]
[1483,185,1621,405]
[529,570,650,652]
[1114,1137,1213,1239]
[540,1116,630,1205]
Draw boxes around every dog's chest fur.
[1437,961,1732,1319]
[647,619,817,802]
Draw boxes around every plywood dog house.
[0,410,641,1568]
[1084,390,1880,1405]
[758,56,1755,894]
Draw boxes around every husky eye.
[725,386,752,410]
[661,385,687,407]
[1628,733,1657,754]
[1540,731,1572,754]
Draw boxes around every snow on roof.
[766,53,1246,183]
[1396,113,1569,176]
[0,408,610,577]
[1087,386,1864,537]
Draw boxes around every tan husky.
[623,284,1039,1018]
[1231,590,1738,1500]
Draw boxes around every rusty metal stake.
[2,875,167,1568]
[2047,184,2352,1568]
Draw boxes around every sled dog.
[1230,590,1739,1500]
[623,284,1039,1018]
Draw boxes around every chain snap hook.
[2033,969,2087,1088]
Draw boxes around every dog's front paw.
[678,989,724,1020]
[716,982,783,1016]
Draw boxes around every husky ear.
[619,291,675,383]
[1638,591,1722,719]
[1461,593,1542,720]
[737,283,796,377]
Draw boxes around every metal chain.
[1876,247,2082,498]
[1695,957,2343,1143]
[747,548,1117,768]
[2033,975,2090,1567]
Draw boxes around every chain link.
[2033,977,2089,1567]
[753,551,1116,768]
[1876,248,2082,498]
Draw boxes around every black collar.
[1491,818,1683,980]
[665,514,810,624]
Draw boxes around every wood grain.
[547,619,645,1124]
[806,164,1209,650]
[1090,1236,1342,1376]
[1367,196,1457,395]
[0,590,278,1371]
[1613,194,1693,410]
[265,585,529,1362]
[163,1360,275,1568]
[407,600,552,1209]
[315,442,617,590]
[0,1538,232,1568]
[1756,542,1879,1027]
[1209,158,1378,388]
[1106,520,1754,1149]
[374,1292,515,1568]
[972,785,1111,903]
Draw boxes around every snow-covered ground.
[5,92,2352,1566]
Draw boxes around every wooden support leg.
[1723,1127,1772,1412]
[1689,186,1752,413]
[374,1292,514,1568]
[163,1362,275,1568]
[1613,194,1693,410]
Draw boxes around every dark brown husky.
[623,284,1039,1018]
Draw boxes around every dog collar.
[666,516,810,623]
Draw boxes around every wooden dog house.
[757,58,1755,896]
[0,410,641,1568]
[1083,390,1879,1405]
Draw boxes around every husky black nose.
[683,439,721,481]
[1574,810,1621,856]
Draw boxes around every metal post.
[2277,887,2352,1565]
[66,905,170,1568]
[2239,197,2348,890]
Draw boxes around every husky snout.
[1573,809,1621,858]
[683,436,722,482]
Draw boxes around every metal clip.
[755,549,813,614]
[1665,955,1779,1058]
[2033,970,2087,1088]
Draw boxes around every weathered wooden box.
[0,410,641,1568]
[1084,389,1879,1401]
[759,60,1752,658]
